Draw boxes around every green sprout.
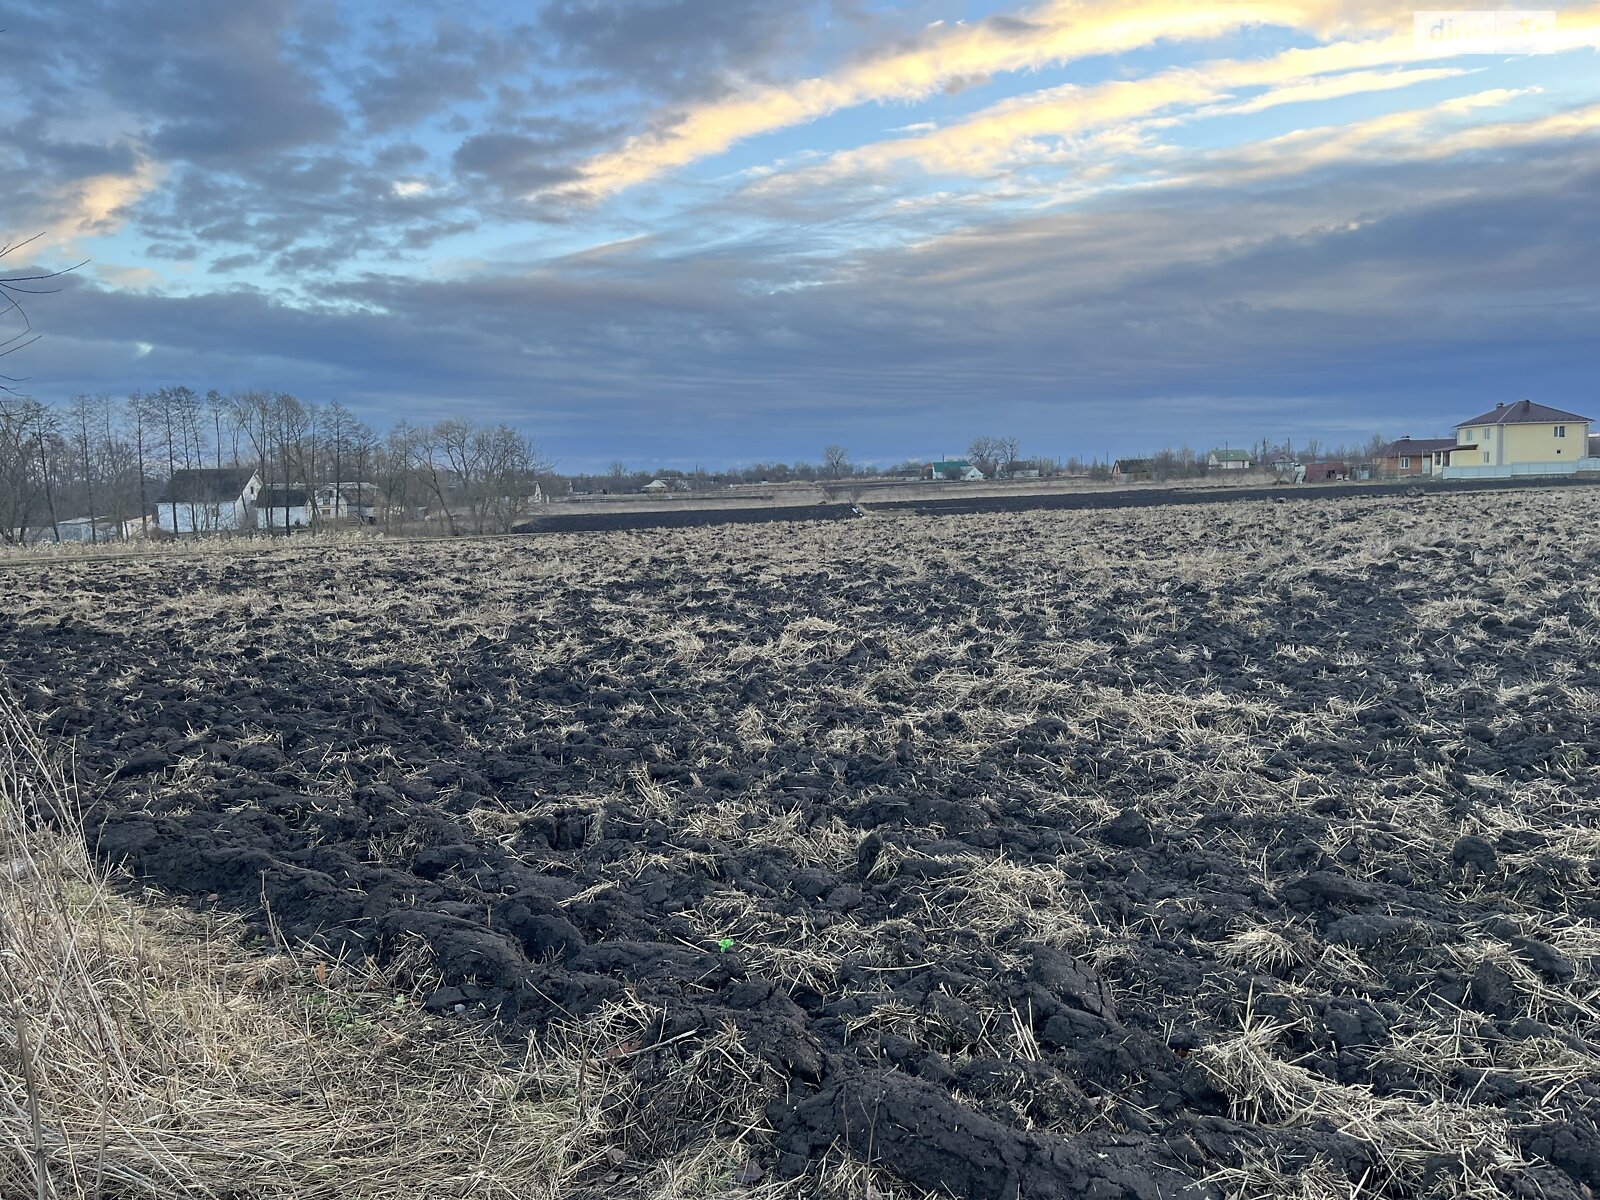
[717,937,735,954]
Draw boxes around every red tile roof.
[1455,399,1591,428]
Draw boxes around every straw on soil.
[0,689,908,1200]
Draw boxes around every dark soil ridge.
[4,490,1599,1198]
[515,501,857,535]
[514,474,1600,535]
[875,473,1600,519]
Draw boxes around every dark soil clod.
[6,489,1599,1198]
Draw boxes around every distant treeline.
[583,433,1389,490]
[1,387,1391,545]
[0,389,550,543]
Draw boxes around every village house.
[642,478,670,493]
[1301,461,1349,482]
[1207,449,1253,471]
[154,468,261,535]
[256,486,313,531]
[1439,400,1595,476]
[314,482,384,523]
[18,514,152,544]
[52,517,101,543]
[501,480,546,504]
[312,483,377,521]
[55,516,148,543]
[1376,437,1455,477]
[926,459,985,481]
[1110,458,1153,482]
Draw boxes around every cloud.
[560,0,1413,198]
[451,127,603,195]
[101,1,346,164]
[538,0,841,98]
[1,2,543,273]
[349,21,537,133]
[29,129,1600,466]
[743,10,1600,193]
[38,160,165,251]
[94,263,163,290]
[6,0,1600,470]
[1203,90,1599,183]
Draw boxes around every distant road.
[516,473,1600,534]
[516,502,856,534]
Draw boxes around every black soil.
[4,488,1598,1199]
[512,475,1600,535]
[516,501,858,534]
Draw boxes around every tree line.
[2,382,1398,547]
[587,429,1391,496]
[0,388,552,544]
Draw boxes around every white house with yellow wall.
[1437,400,1598,478]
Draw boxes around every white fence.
[1441,458,1600,481]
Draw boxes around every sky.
[4,0,1599,471]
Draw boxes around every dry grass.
[0,689,916,1200]
[1196,1006,1530,1200]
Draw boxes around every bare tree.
[480,424,553,532]
[67,394,103,542]
[274,393,311,535]
[1,235,83,396]
[234,391,274,496]
[324,400,352,522]
[29,402,63,542]
[153,386,189,534]
[997,436,1021,476]
[0,397,46,542]
[97,397,138,538]
[206,389,233,472]
[411,423,459,535]
[337,412,374,521]
[966,436,1000,478]
[963,436,1021,478]
[379,422,421,530]
[126,392,153,534]
[822,444,850,479]
[423,419,554,534]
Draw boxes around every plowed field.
[4,488,1598,1199]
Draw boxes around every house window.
[1399,456,1411,469]
[1554,425,1566,438]
[1482,451,1491,463]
